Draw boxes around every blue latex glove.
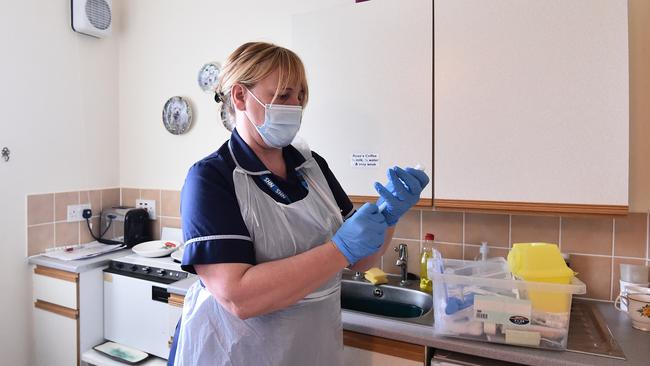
[332,203,388,265]
[374,166,430,226]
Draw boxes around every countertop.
[30,257,649,365]
[168,279,648,365]
[342,302,649,366]
[28,249,131,273]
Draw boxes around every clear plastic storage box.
[428,258,586,350]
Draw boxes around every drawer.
[33,266,78,309]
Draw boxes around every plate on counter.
[132,240,180,258]
[171,246,184,263]
[94,341,148,364]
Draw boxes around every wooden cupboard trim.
[343,330,424,362]
[34,300,79,320]
[349,196,433,208]
[34,266,79,283]
[168,293,185,308]
[434,199,628,216]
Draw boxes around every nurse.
[170,42,429,366]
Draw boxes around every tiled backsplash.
[27,188,650,301]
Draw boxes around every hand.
[331,203,388,265]
[374,166,430,226]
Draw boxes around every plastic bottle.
[420,233,435,293]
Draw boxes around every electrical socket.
[67,203,91,222]
[136,199,156,220]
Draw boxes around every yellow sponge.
[364,267,388,285]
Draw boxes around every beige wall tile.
[55,222,79,246]
[422,211,462,243]
[150,219,161,241]
[28,224,54,256]
[141,189,161,217]
[435,243,463,260]
[162,190,181,217]
[463,245,509,260]
[80,217,100,244]
[27,194,54,226]
[101,188,120,210]
[511,215,560,246]
[382,239,420,276]
[612,257,648,300]
[393,210,420,240]
[121,188,140,207]
[160,217,181,230]
[561,216,613,255]
[465,213,509,246]
[80,190,101,216]
[54,191,79,221]
[570,255,612,300]
[614,213,647,258]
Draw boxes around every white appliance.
[103,253,190,359]
[71,0,112,38]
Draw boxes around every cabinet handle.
[34,300,79,320]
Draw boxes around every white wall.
[0,1,120,364]
[118,0,349,190]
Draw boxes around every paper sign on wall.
[351,153,379,168]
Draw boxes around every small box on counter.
[428,257,586,350]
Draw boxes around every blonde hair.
[216,42,309,131]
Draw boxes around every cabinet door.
[343,330,424,366]
[343,345,422,366]
[434,0,629,215]
[34,306,77,366]
[292,0,433,203]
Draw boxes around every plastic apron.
[173,142,345,366]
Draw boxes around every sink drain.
[373,288,384,297]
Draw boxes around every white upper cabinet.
[434,0,629,213]
[292,0,433,201]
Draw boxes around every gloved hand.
[332,203,388,265]
[374,166,430,226]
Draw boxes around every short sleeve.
[180,160,255,274]
[311,151,354,219]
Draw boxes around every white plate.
[132,240,180,258]
[171,246,184,263]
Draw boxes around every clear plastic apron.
[174,142,344,366]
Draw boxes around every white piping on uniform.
[228,139,271,176]
[185,234,252,245]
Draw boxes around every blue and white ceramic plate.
[197,62,221,92]
[94,341,148,364]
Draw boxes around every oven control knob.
[156,269,166,276]
[142,266,151,273]
[130,265,138,271]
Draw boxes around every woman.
[170,42,429,366]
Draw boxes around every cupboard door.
[434,0,629,214]
[343,346,422,366]
[34,305,78,366]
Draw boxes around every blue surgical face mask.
[244,87,303,149]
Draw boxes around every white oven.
[103,255,190,359]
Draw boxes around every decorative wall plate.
[162,96,193,135]
[197,62,221,92]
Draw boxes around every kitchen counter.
[342,301,650,365]
[27,249,130,273]
[164,280,648,364]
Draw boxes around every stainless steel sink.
[340,271,433,325]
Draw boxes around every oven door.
[104,271,171,359]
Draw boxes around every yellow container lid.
[508,243,575,282]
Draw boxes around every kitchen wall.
[117,0,350,190]
[0,1,121,365]
[5,0,650,364]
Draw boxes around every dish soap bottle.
[420,233,435,293]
